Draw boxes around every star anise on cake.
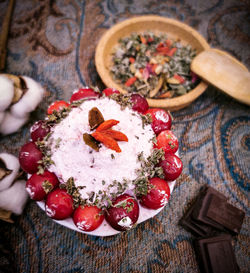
[83,107,128,153]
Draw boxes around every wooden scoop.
[191,48,250,106]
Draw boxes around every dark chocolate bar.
[206,194,245,234]
[179,196,215,237]
[191,186,227,231]
[195,235,239,273]
[180,185,245,237]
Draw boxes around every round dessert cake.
[19,88,182,236]
[48,97,154,201]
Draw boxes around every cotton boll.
[0,112,5,124]
[0,75,14,111]
[0,180,28,215]
[10,76,44,118]
[0,111,29,135]
[0,153,20,191]
[4,74,27,104]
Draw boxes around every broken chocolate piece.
[83,133,100,151]
[179,196,216,237]
[206,195,245,234]
[195,235,239,273]
[180,185,246,237]
[88,107,104,130]
[191,186,227,231]
[0,157,12,181]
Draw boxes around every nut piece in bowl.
[95,15,210,111]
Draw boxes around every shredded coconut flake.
[118,216,133,228]
[48,97,154,203]
[45,205,56,217]
[77,220,91,231]
[26,186,35,198]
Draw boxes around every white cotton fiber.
[0,111,29,135]
[0,180,28,215]
[0,75,14,111]
[0,153,20,191]
[10,76,44,118]
[0,112,5,124]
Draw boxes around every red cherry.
[151,120,171,135]
[105,194,139,231]
[131,94,149,114]
[159,154,183,181]
[145,108,172,124]
[145,108,172,134]
[26,171,59,201]
[47,100,70,115]
[103,88,120,96]
[30,120,51,142]
[139,177,170,209]
[155,130,179,154]
[19,142,43,174]
[73,205,104,231]
[45,188,74,220]
[70,88,100,103]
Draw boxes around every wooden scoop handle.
[0,0,15,71]
[191,48,250,106]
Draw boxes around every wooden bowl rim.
[95,15,210,110]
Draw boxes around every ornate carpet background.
[0,0,249,272]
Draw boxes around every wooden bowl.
[95,15,210,111]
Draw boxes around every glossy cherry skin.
[151,120,172,135]
[45,188,74,220]
[159,154,183,181]
[103,88,120,96]
[139,177,170,209]
[19,142,43,174]
[131,94,149,114]
[47,100,70,115]
[145,108,172,135]
[155,130,179,154]
[30,120,51,142]
[105,194,139,231]
[73,205,104,232]
[26,171,59,201]
[70,88,100,103]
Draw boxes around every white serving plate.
[37,179,176,236]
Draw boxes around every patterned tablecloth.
[0,1,249,272]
